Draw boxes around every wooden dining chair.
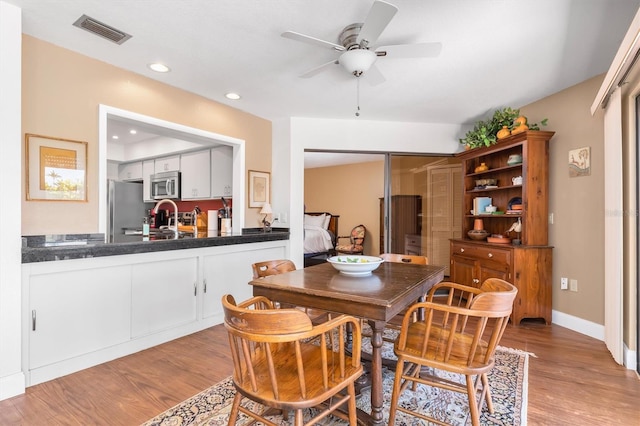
[379,253,428,265]
[381,253,429,331]
[251,259,296,278]
[222,294,364,426]
[388,280,517,426]
[252,259,330,322]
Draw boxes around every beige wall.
[21,36,271,235]
[304,161,384,255]
[520,75,606,325]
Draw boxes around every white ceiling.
[7,0,640,149]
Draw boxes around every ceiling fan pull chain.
[355,77,361,117]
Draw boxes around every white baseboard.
[552,310,638,371]
[552,309,605,341]
[0,371,25,400]
[624,343,637,371]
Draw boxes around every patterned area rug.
[142,342,529,426]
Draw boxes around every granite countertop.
[22,228,290,263]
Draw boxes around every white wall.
[0,1,26,400]
[275,117,463,267]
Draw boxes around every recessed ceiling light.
[129,129,137,134]
[225,92,241,100]
[148,63,170,73]
[112,135,119,140]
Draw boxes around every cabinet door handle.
[32,310,36,331]
[488,253,493,258]
[194,282,197,296]
[203,279,207,293]
[473,278,480,284]
[460,248,465,253]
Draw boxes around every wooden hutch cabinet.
[450,131,554,324]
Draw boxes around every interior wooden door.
[426,164,462,276]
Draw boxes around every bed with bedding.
[303,212,339,267]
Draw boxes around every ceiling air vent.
[72,14,132,45]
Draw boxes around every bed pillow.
[304,213,326,228]
[322,214,331,230]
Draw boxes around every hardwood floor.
[1,321,638,425]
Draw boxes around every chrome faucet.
[154,199,179,239]
[191,206,201,237]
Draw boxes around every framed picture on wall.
[25,133,88,201]
[248,170,270,208]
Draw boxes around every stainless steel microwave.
[150,171,180,200]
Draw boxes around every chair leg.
[388,358,405,425]
[294,409,304,425]
[466,374,481,426]
[481,372,494,413]
[227,393,242,426]
[347,382,358,425]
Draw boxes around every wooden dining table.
[249,260,445,426]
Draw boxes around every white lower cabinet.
[202,245,286,321]
[28,265,132,370]
[131,257,198,337]
[23,240,289,386]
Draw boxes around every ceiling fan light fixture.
[339,49,377,76]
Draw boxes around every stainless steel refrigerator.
[107,180,155,243]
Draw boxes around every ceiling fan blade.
[365,63,386,86]
[299,59,339,78]
[357,0,398,47]
[376,42,443,59]
[281,31,345,51]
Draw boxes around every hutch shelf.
[450,130,555,325]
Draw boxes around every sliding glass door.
[385,155,462,276]
[304,151,462,275]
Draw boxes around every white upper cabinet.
[180,150,211,200]
[118,161,143,181]
[154,155,180,173]
[142,160,155,202]
[211,145,233,198]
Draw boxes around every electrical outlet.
[561,277,568,290]
[570,279,578,292]
[549,213,554,225]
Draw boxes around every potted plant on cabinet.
[459,107,548,150]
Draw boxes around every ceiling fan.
[281,0,442,85]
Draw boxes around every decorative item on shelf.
[511,116,529,135]
[487,234,511,244]
[507,154,523,165]
[475,162,489,173]
[485,204,497,213]
[512,175,523,185]
[473,218,484,230]
[467,229,489,241]
[507,217,522,245]
[497,126,511,139]
[474,178,497,189]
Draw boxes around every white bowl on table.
[327,255,384,276]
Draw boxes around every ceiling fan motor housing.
[339,23,366,50]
